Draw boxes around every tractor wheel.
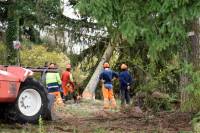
[9,78,48,123]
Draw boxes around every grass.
[0,123,38,133]
[60,99,104,117]
[63,105,91,117]
[93,128,109,133]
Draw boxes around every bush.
[20,45,70,69]
[0,42,7,64]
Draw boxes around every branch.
[61,14,101,29]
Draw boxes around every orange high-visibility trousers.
[49,91,64,106]
[102,85,117,109]
[63,85,73,96]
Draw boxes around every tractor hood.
[0,66,33,82]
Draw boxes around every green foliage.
[73,67,88,85]
[77,0,200,61]
[192,112,200,133]
[3,0,64,65]
[38,116,45,133]
[6,3,19,64]
[36,0,62,26]
[114,45,180,111]
[20,44,70,69]
[180,62,200,112]
[192,112,200,125]
[0,42,7,64]
[93,128,108,133]
[143,62,179,92]
[144,95,172,112]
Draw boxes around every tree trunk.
[82,44,114,99]
[181,19,200,111]
[54,31,59,46]
[190,20,200,68]
[6,1,19,65]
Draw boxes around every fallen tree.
[82,44,114,99]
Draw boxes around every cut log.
[82,44,114,99]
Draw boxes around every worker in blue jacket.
[99,62,118,109]
[119,63,133,106]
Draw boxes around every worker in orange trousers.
[61,64,74,101]
[99,62,118,109]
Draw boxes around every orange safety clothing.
[62,84,74,96]
[102,84,117,109]
[49,91,64,106]
[61,70,74,96]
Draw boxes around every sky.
[63,0,80,20]
[45,0,106,54]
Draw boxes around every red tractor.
[0,65,55,123]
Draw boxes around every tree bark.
[82,44,114,99]
[180,19,200,111]
[6,1,19,65]
[190,20,200,68]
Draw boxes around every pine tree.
[77,1,200,101]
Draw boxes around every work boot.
[103,106,110,110]
[62,95,68,103]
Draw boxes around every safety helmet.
[103,62,110,68]
[66,64,71,69]
[121,64,128,70]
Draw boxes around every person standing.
[99,62,118,109]
[61,64,75,100]
[46,63,63,106]
[119,63,133,107]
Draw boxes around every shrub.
[0,42,7,64]
[20,45,70,69]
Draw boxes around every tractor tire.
[8,77,48,123]
[44,94,56,120]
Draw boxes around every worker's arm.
[61,72,64,81]
[69,73,75,89]
[129,74,133,84]
[99,73,105,84]
[112,71,119,81]
[127,72,133,85]
[99,73,104,81]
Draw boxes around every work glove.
[101,80,105,83]
[127,83,130,90]
[127,86,130,90]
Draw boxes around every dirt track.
[50,110,192,133]
[0,100,193,133]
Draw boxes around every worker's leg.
[55,91,64,105]
[59,87,64,100]
[102,85,109,109]
[120,89,126,106]
[108,89,117,109]
[49,92,64,106]
[68,85,74,93]
[125,89,131,105]
[63,86,69,96]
